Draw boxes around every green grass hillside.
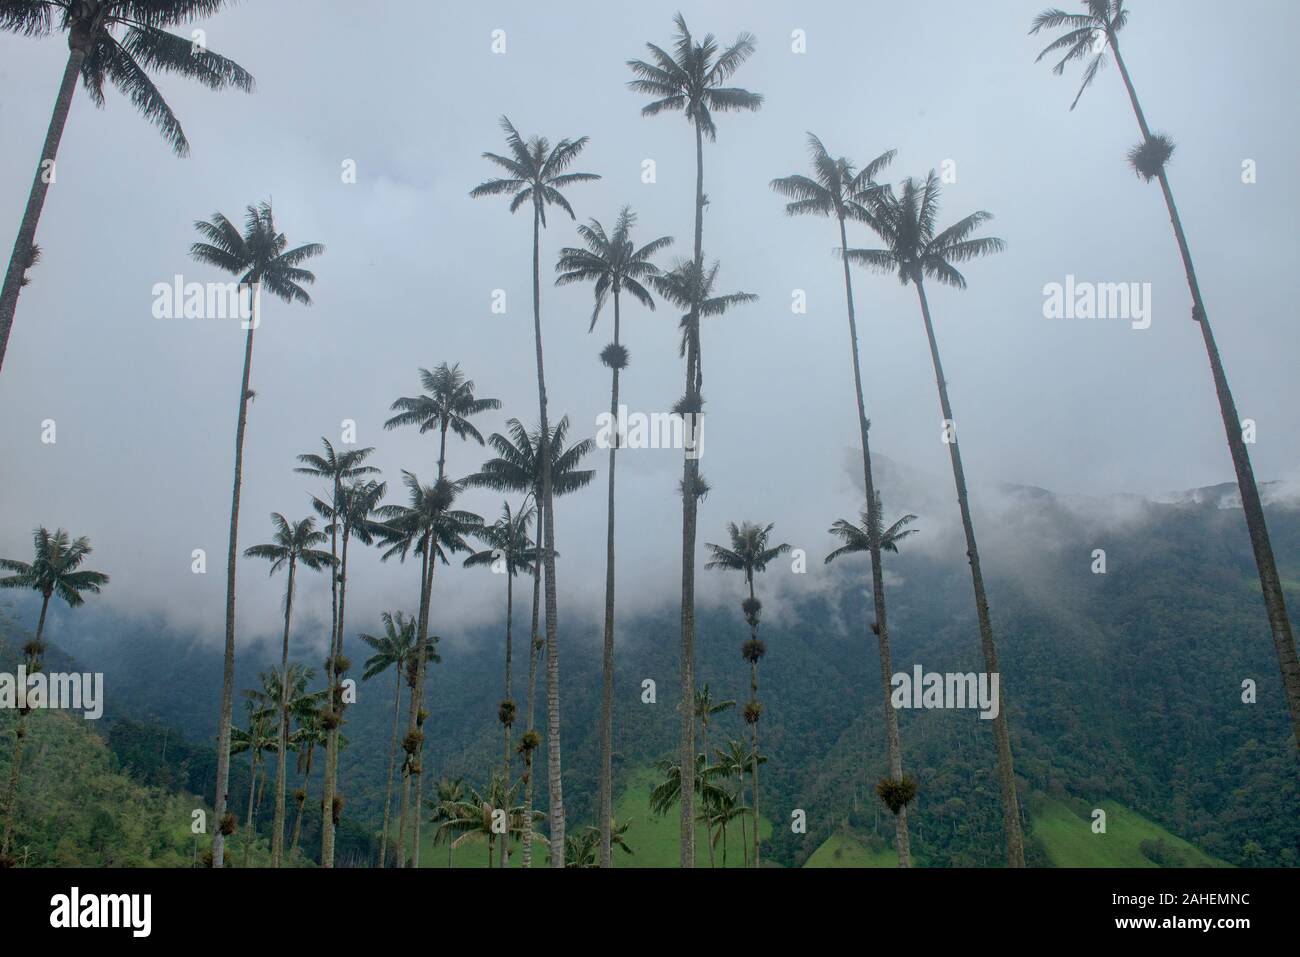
[804,831,900,867]
[1032,798,1231,868]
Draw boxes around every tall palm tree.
[471,118,599,866]
[190,202,322,868]
[713,739,762,868]
[628,13,761,867]
[1031,1,1300,750]
[243,514,332,868]
[288,693,327,857]
[310,478,386,867]
[464,501,536,867]
[704,521,788,866]
[384,362,499,858]
[0,0,254,374]
[847,171,1023,866]
[555,206,671,866]
[359,610,420,869]
[0,526,107,863]
[463,414,595,865]
[692,683,733,866]
[377,473,480,867]
[770,135,918,859]
[824,494,920,863]
[232,687,278,868]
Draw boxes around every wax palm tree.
[712,739,753,867]
[309,477,387,867]
[243,514,332,867]
[385,363,501,481]
[188,202,321,868]
[770,137,915,858]
[377,474,479,867]
[288,693,327,857]
[0,526,108,863]
[692,683,733,866]
[652,257,756,863]
[0,0,254,374]
[704,521,788,866]
[824,496,918,564]
[463,414,595,865]
[428,777,465,868]
[471,118,598,866]
[359,610,420,868]
[648,752,728,829]
[463,501,535,867]
[1031,2,1300,750]
[433,775,536,868]
[847,171,1021,866]
[629,14,760,866]
[555,205,671,866]
[232,688,278,868]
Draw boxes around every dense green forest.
[4,482,1295,867]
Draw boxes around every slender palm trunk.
[0,593,49,857]
[214,289,259,868]
[243,751,259,868]
[378,664,403,868]
[501,571,514,868]
[1107,38,1300,749]
[318,477,340,867]
[701,715,714,867]
[914,278,1023,866]
[838,215,912,867]
[522,530,542,868]
[0,44,89,375]
[410,554,436,868]
[599,292,623,867]
[397,538,435,867]
[270,558,296,868]
[289,741,313,855]
[530,202,566,866]
[747,580,761,868]
[738,769,748,868]
[678,117,707,869]
[322,525,352,868]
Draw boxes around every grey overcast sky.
[1,1,1297,649]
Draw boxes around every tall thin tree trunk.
[738,768,748,869]
[701,714,714,868]
[214,289,260,869]
[501,570,514,868]
[914,279,1022,867]
[244,751,259,868]
[271,559,296,868]
[410,554,436,868]
[0,593,49,857]
[747,580,761,868]
[838,215,912,867]
[378,663,403,868]
[522,527,542,868]
[0,46,88,375]
[322,524,352,868]
[1107,38,1300,749]
[289,741,313,855]
[531,202,565,866]
[678,116,707,869]
[396,542,430,867]
[599,292,622,868]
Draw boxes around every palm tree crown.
[847,172,1005,288]
[626,12,762,139]
[704,522,791,588]
[0,0,254,155]
[770,133,895,223]
[384,362,502,456]
[555,206,672,331]
[1029,1,1130,110]
[824,495,919,564]
[463,416,596,503]
[0,526,108,605]
[243,514,333,576]
[190,201,323,302]
[468,116,600,226]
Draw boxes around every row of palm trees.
[2,3,1296,870]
